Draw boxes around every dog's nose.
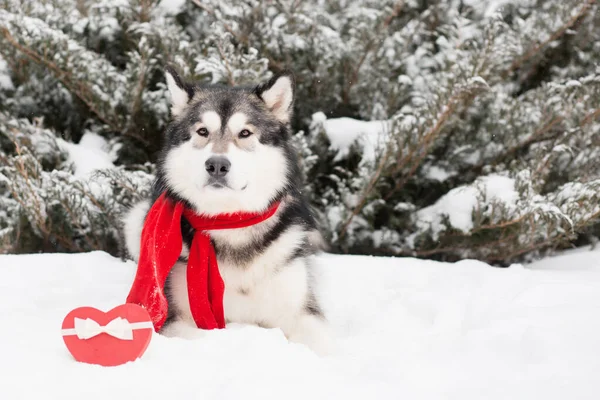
[205,156,231,177]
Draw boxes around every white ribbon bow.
[62,317,153,341]
[75,317,133,340]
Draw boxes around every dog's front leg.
[285,313,336,356]
[160,319,207,340]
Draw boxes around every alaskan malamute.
[122,67,333,356]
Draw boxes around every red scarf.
[126,192,280,332]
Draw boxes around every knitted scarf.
[126,192,280,332]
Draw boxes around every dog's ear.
[254,71,295,123]
[164,65,194,117]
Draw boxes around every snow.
[312,112,391,164]
[424,165,456,182]
[0,55,14,91]
[565,80,582,88]
[97,17,120,41]
[156,0,186,16]
[415,174,518,238]
[463,0,521,17]
[58,132,115,177]
[326,204,344,231]
[2,248,600,399]
[469,75,489,87]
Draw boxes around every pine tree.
[0,0,598,265]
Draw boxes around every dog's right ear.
[254,70,295,123]
[164,65,194,117]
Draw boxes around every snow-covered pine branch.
[0,0,598,264]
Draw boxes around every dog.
[121,66,334,356]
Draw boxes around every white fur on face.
[163,136,289,215]
[201,111,221,132]
[165,72,189,117]
[227,112,247,135]
[261,76,293,122]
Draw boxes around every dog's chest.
[217,253,276,298]
[217,254,308,327]
[169,226,308,326]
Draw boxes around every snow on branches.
[0,0,598,263]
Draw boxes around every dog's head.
[156,67,297,215]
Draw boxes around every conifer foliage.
[0,0,598,264]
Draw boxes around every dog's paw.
[287,314,337,357]
[159,320,206,340]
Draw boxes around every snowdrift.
[1,249,600,399]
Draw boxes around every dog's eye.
[197,127,209,137]
[239,129,253,139]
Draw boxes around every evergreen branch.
[338,147,392,240]
[485,234,565,263]
[290,0,304,13]
[1,0,598,261]
[492,115,564,165]
[502,0,594,78]
[11,143,46,233]
[532,141,563,180]
[342,1,404,104]
[5,143,76,251]
[581,107,600,126]
[138,0,154,23]
[467,115,565,176]
[383,0,406,28]
[402,207,588,264]
[404,232,520,259]
[190,0,285,73]
[123,55,152,146]
[342,42,373,105]
[73,181,122,244]
[60,195,94,251]
[0,27,122,132]
[384,84,485,201]
[446,215,529,237]
[486,206,600,263]
[0,233,13,254]
[190,0,246,44]
[215,41,236,86]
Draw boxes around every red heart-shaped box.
[61,304,154,367]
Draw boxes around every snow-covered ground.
[1,248,600,399]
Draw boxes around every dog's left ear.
[254,71,295,123]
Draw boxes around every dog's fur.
[122,67,334,356]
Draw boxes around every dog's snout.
[205,156,231,177]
